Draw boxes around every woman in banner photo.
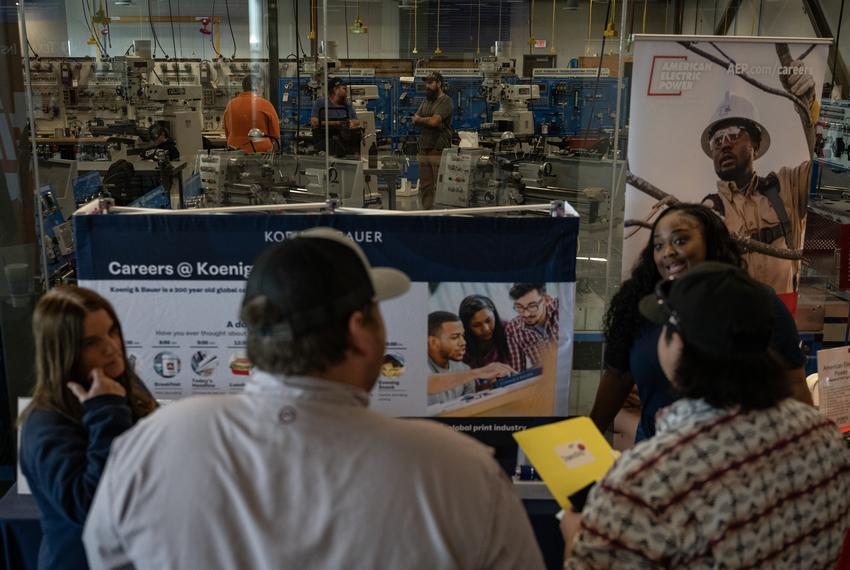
[19,286,157,570]
[459,294,515,376]
[589,203,812,442]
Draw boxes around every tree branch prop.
[776,42,816,154]
[624,219,652,230]
[678,41,813,132]
[626,170,803,260]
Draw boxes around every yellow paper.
[513,417,615,509]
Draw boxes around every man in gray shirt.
[84,229,545,570]
[412,71,453,209]
[427,311,515,406]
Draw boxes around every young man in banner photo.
[700,59,817,300]
[505,283,559,372]
[426,311,516,407]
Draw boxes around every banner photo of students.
[624,35,830,310]
[75,213,578,420]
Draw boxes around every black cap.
[638,262,774,356]
[423,71,444,84]
[328,77,345,93]
[243,228,410,340]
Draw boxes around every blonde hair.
[21,286,156,424]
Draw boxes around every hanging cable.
[498,0,503,42]
[224,0,237,58]
[294,0,302,136]
[344,0,352,83]
[147,0,169,58]
[603,0,616,37]
[177,0,184,58]
[104,0,112,50]
[750,0,756,35]
[642,0,648,33]
[586,0,593,54]
[294,0,307,59]
[167,0,180,81]
[580,0,612,149]
[435,0,442,55]
[210,1,224,58]
[694,0,700,33]
[477,0,481,54]
[413,0,418,54]
[550,0,557,53]
[27,38,40,59]
[530,0,535,50]
[81,0,107,58]
[833,0,847,94]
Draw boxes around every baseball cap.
[328,77,345,93]
[243,227,410,340]
[423,71,444,84]
[638,262,774,356]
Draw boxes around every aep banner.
[75,213,578,420]
[625,35,830,306]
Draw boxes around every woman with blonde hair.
[19,286,156,570]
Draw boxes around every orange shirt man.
[224,75,281,153]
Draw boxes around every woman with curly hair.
[589,203,811,441]
[19,286,157,570]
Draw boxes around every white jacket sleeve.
[83,455,135,570]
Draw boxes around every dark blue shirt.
[626,289,806,440]
[20,395,135,570]
[310,98,357,123]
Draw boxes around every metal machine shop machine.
[198,151,371,207]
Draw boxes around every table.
[0,484,41,570]
[73,159,189,208]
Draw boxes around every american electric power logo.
[647,56,712,96]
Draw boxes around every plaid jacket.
[504,297,559,371]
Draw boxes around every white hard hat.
[700,92,771,159]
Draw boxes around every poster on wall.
[625,35,830,310]
[74,213,578,423]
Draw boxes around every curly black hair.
[603,203,744,370]
[458,295,510,369]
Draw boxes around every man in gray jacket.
[83,227,545,570]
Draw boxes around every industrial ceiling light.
[114,0,133,6]
[91,1,110,25]
[350,0,368,34]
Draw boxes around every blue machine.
[277,69,627,151]
[530,71,628,137]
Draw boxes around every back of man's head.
[242,74,258,93]
[241,228,409,376]
[428,311,459,338]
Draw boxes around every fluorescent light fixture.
[576,257,607,262]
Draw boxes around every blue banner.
[76,211,577,419]
[75,214,578,283]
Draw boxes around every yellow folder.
[513,417,615,509]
